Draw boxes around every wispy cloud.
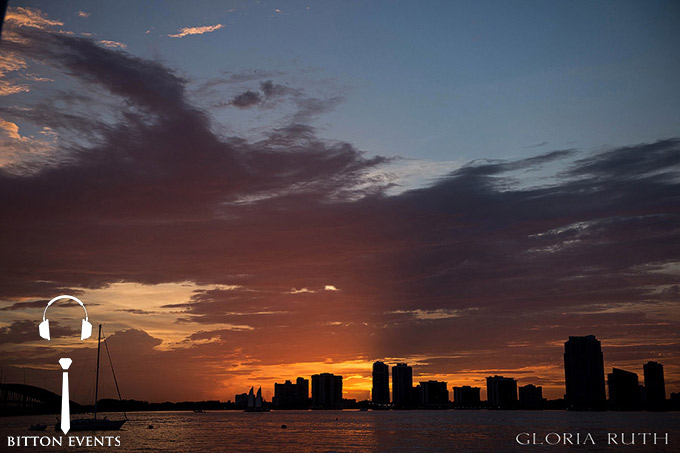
[289,288,316,294]
[0,117,56,169]
[388,309,477,320]
[0,52,27,75]
[0,53,30,96]
[524,141,548,149]
[76,11,90,18]
[22,73,53,82]
[168,24,224,38]
[5,7,63,29]
[1,8,63,97]
[0,118,25,141]
[98,40,127,49]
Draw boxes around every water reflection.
[1,410,679,452]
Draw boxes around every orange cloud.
[168,24,224,38]
[98,40,127,49]
[5,6,64,29]
[0,118,25,141]
[0,53,30,96]
[0,80,29,96]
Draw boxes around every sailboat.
[56,324,127,431]
[244,386,269,412]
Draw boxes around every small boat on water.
[56,325,127,432]
[193,409,205,413]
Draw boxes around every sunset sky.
[1,1,679,404]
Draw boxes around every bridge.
[0,383,84,416]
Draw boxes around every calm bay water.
[2,410,679,452]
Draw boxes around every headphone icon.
[39,295,92,341]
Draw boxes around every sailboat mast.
[94,324,102,420]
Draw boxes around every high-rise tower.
[392,363,413,408]
[564,335,606,410]
[643,361,666,410]
[372,361,390,405]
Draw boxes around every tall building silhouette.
[372,361,390,405]
[608,368,642,410]
[453,386,481,408]
[392,363,413,408]
[419,380,449,408]
[643,361,666,410]
[234,392,248,408]
[311,373,342,409]
[564,335,606,410]
[519,384,543,410]
[273,377,309,409]
[486,375,517,409]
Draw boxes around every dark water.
[2,410,679,452]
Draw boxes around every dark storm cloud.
[375,140,679,314]
[569,139,680,180]
[438,148,574,179]
[0,26,385,299]
[213,75,340,123]
[230,90,262,108]
[4,31,186,113]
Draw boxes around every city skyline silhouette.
[4,334,676,415]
